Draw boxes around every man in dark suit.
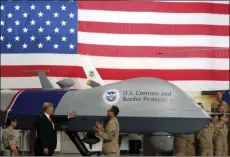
[34,102,76,156]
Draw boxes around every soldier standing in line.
[196,119,216,156]
[212,104,229,125]
[173,134,195,156]
[197,122,215,156]
[93,106,120,156]
[211,91,229,113]
[209,93,230,156]
[196,102,216,156]
[211,104,229,156]
[213,117,228,156]
[2,117,19,156]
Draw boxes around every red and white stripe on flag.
[1,1,229,91]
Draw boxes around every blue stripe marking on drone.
[8,90,68,114]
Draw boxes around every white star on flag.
[53,12,59,18]
[15,20,20,26]
[30,20,36,25]
[7,27,13,33]
[38,27,44,33]
[45,5,51,10]
[53,44,59,49]
[61,5,67,11]
[45,20,51,26]
[54,27,59,33]
[69,13,74,18]
[30,4,36,10]
[69,44,74,49]
[7,13,13,18]
[30,35,36,41]
[23,12,28,18]
[46,35,52,41]
[0,5,4,10]
[0,35,4,41]
[69,28,75,34]
[6,43,12,49]
[15,36,20,41]
[38,43,43,48]
[0,21,5,26]
[61,20,67,26]
[15,5,20,10]
[22,43,28,49]
[38,11,43,17]
[61,36,67,42]
[23,27,28,33]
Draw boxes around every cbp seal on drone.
[88,70,95,77]
[103,89,120,105]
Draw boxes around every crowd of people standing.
[173,91,229,156]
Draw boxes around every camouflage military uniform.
[173,134,195,156]
[97,117,120,156]
[196,122,216,156]
[213,121,228,156]
[2,128,18,156]
[212,114,229,125]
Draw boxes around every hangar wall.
[188,91,216,111]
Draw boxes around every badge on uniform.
[9,135,14,140]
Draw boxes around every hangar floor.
[16,151,142,156]
[15,150,173,156]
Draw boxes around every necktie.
[49,116,55,129]
[49,116,53,122]
[49,116,54,125]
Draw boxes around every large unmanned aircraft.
[0,55,212,155]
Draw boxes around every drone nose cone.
[199,108,212,118]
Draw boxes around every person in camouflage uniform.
[174,134,195,156]
[94,106,120,156]
[2,117,19,156]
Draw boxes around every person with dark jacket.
[34,102,76,156]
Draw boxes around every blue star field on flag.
[0,1,77,53]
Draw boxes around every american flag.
[0,1,229,91]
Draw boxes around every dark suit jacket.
[34,114,68,154]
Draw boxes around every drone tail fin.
[80,55,105,86]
